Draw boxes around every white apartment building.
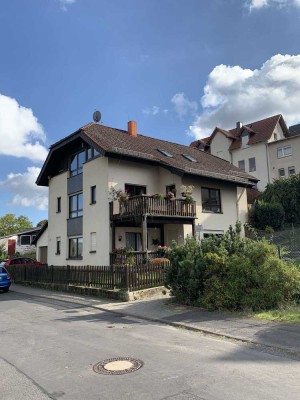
[191,115,300,191]
[35,121,256,266]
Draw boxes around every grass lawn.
[251,305,300,324]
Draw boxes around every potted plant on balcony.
[153,193,164,200]
[180,185,194,197]
[166,191,175,200]
[184,194,194,204]
[118,191,129,203]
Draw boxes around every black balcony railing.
[110,195,196,220]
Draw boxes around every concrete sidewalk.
[10,284,300,356]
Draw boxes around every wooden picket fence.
[8,262,168,292]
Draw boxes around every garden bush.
[165,224,300,311]
[252,201,285,230]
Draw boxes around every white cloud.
[142,106,160,116]
[171,93,198,120]
[0,167,48,211]
[58,0,76,11]
[189,54,300,138]
[248,0,300,10]
[0,94,48,162]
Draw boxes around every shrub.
[165,237,205,304]
[165,224,300,311]
[253,201,285,230]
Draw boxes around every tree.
[260,175,300,223]
[0,214,33,237]
[37,219,48,227]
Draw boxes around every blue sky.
[1,0,300,226]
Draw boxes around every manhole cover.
[93,357,144,375]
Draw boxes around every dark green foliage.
[165,223,300,311]
[252,201,285,230]
[165,237,205,304]
[260,175,300,223]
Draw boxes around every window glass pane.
[238,160,245,171]
[91,186,96,204]
[20,236,31,245]
[249,157,256,172]
[78,151,85,172]
[288,166,295,176]
[125,184,146,197]
[201,188,221,213]
[278,168,285,177]
[284,146,292,156]
[77,238,83,256]
[69,239,77,257]
[87,147,92,160]
[70,154,77,175]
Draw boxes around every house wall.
[209,132,232,162]
[268,122,285,142]
[231,142,268,190]
[47,171,68,266]
[268,135,300,181]
[0,235,17,253]
[82,156,110,265]
[182,176,248,238]
[36,227,48,263]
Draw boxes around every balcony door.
[126,232,142,251]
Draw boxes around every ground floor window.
[126,232,142,251]
[69,237,83,258]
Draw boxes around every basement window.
[158,148,173,157]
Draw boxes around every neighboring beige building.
[191,115,300,191]
[35,120,256,266]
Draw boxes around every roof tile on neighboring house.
[289,123,300,137]
[190,114,289,152]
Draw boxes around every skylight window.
[182,154,197,162]
[158,148,173,157]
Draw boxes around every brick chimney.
[128,121,137,137]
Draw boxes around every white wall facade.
[47,171,68,265]
[209,132,232,162]
[268,135,300,182]
[231,142,269,191]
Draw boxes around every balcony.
[110,195,196,221]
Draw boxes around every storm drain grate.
[93,357,144,375]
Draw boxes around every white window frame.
[249,157,256,172]
[288,166,296,177]
[277,145,292,158]
[90,232,97,253]
[238,160,245,172]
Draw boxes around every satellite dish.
[93,110,101,123]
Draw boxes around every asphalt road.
[1,288,300,400]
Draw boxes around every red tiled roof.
[228,114,287,150]
[190,114,289,151]
[37,123,258,187]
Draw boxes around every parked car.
[4,257,44,267]
[0,263,11,292]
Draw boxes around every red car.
[4,257,44,267]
